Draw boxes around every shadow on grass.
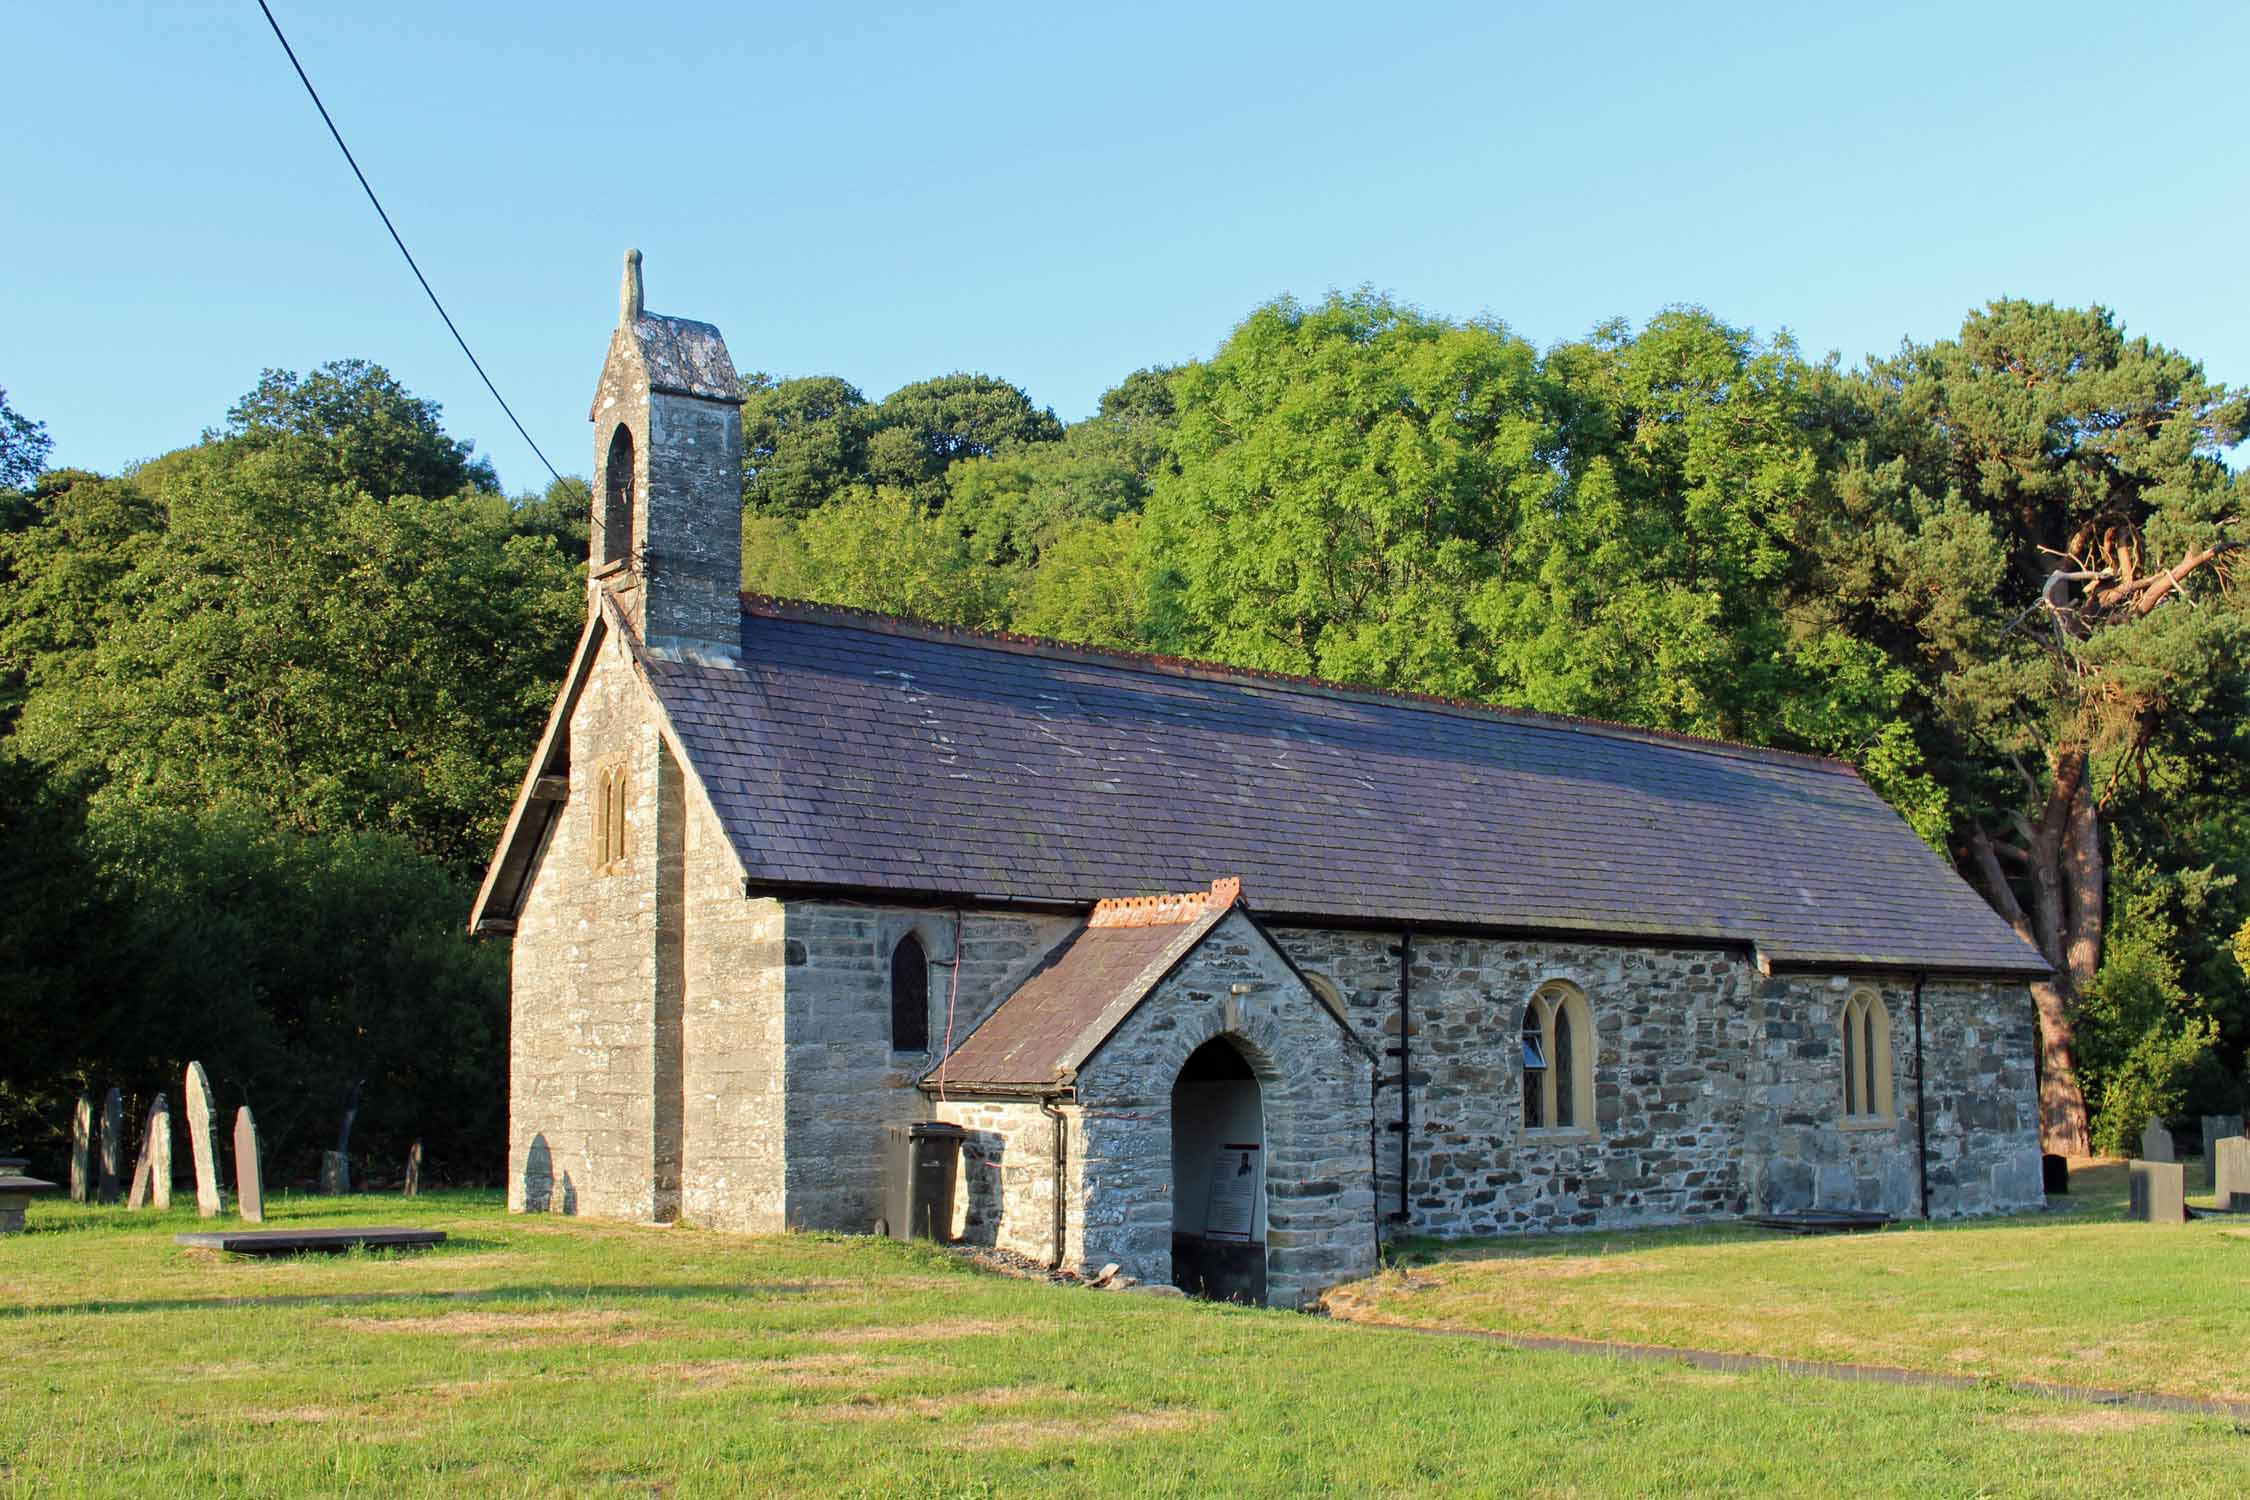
[1,1280,834,1320]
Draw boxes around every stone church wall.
[1270,928,2043,1236]
[507,633,792,1231]
[778,903,1076,1232]
[1727,973,2039,1220]
[509,632,673,1222]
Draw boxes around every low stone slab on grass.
[173,1227,446,1256]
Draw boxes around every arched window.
[890,934,930,1053]
[591,763,628,873]
[598,423,635,570]
[1521,982,1596,1136]
[1841,988,1894,1123]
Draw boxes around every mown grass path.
[3,1185,2247,1497]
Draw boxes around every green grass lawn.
[4,1182,2248,1498]
[1329,1161,2250,1406]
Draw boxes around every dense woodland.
[2,292,2245,1180]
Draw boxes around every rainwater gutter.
[1913,974,1930,1221]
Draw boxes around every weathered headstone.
[2202,1115,2244,1192]
[2139,1119,2175,1164]
[2128,1159,2186,1224]
[2215,1137,2250,1212]
[68,1093,94,1204]
[148,1094,173,1210]
[97,1088,124,1205]
[126,1096,160,1210]
[2041,1153,2069,1195]
[319,1150,350,1196]
[233,1107,264,1224]
[403,1141,422,1198]
[183,1062,221,1218]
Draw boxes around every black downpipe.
[1913,975,1930,1221]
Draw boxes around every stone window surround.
[1520,979,1599,1143]
[881,913,960,1059]
[1840,985,1896,1128]
[589,756,630,875]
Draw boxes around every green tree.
[864,373,1064,510]
[742,487,1008,626]
[1006,514,1155,648]
[0,386,53,491]
[945,367,1180,571]
[1816,302,2249,1151]
[4,377,582,874]
[740,373,873,517]
[1140,291,1555,695]
[218,359,498,501]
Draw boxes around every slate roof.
[928,900,1231,1093]
[634,598,2048,977]
[629,313,739,402]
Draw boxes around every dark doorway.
[1170,1037,1267,1304]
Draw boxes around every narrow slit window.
[891,934,930,1054]
[592,765,628,872]
[1843,1013,1860,1116]
[1553,1002,1575,1130]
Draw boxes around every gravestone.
[183,1062,221,1218]
[233,1107,264,1224]
[2041,1153,2069,1195]
[126,1097,160,1209]
[2139,1120,2175,1164]
[126,1144,152,1209]
[148,1094,173,1210]
[2128,1159,2186,1224]
[2215,1137,2250,1212]
[2203,1115,2244,1192]
[319,1151,350,1196]
[97,1088,124,1205]
[68,1093,94,1203]
[403,1141,422,1198]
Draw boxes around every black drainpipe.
[1913,974,1930,1221]
[1386,933,1412,1223]
[1040,1094,1068,1268]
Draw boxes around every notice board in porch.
[1204,1143,1262,1242]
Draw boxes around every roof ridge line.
[737,593,1857,776]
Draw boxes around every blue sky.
[9,1,2246,492]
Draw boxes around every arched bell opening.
[1170,1035,1267,1304]
[597,423,636,571]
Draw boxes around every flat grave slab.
[1741,1210,1892,1235]
[173,1226,446,1256]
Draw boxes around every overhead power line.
[254,0,567,488]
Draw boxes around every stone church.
[472,256,2049,1308]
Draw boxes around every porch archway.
[1170,1035,1266,1303]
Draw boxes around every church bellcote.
[588,249,745,667]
